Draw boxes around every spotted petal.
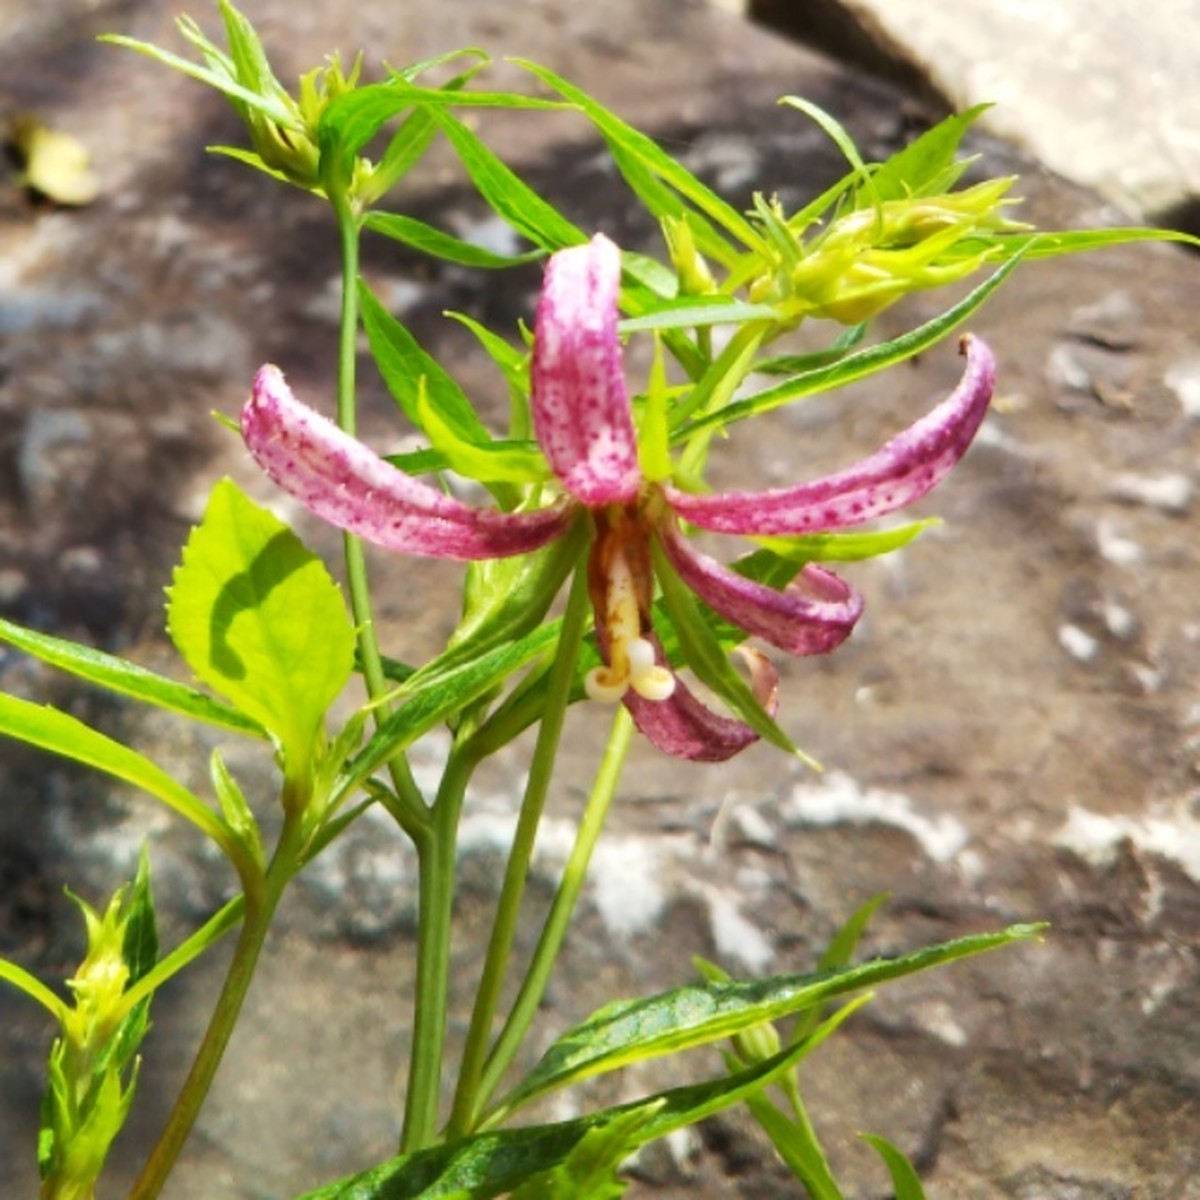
[666,334,996,536]
[598,624,779,763]
[242,365,573,561]
[659,524,863,655]
[532,234,641,507]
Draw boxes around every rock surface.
[751,0,1200,228]
[1,2,1199,1199]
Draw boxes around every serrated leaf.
[166,479,355,779]
[296,1032,819,1200]
[497,925,1044,1117]
[0,616,266,738]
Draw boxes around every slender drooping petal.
[659,524,864,656]
[595,617,780,762]
[665,334,996,536]
[532,234,642,507]
[242,365,574,560]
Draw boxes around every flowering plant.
[2,3,1193,1197]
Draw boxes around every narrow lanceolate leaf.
[0,616,265,738]
[0,693,233,852]
[335,621,563,801]
[514,59,764,257]
[861,1135,928,1200]
[428,108,585,252]
[364,211,543,268]
[296,1034,821,1200]
[678,253,1023,440]
[616,296,779,334]
[166,477,356,777]
[358,281,492,439]
[497,924,1045,1116]
[666,334,996,536]
[0,959,67,1019]
[868,104,991,202]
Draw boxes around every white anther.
[584,667,628,703]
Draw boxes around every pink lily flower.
[242,234,995,761]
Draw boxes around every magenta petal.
[665,334,997,535]
[659,525,863,655]
[624,640,779,763]
[242,365,573,561]
[532,234,641,507]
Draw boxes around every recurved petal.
[659,524,863,655]
[665,333,996,536]
[622,638,779,763]
[532,234,641,507]
[242,365,573,561]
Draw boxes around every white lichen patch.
[1095,519,1145,566]
[784,771,969,863]
[1110,471,1193,513]
[1164,357,1200,418]
[587,836,671,940]
[703,888,775,973]
[1056,801,1200,883]
[1058,623,1101,662]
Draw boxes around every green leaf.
[358,281,492,440]
[510,1106,656,1199]
[364,211,543,268]
[751,521,937,565]
[318,79,565,185]
[296,1032,819,1199]
[496,924,1044,1118]
[0,692,234,851]
[336,619,566,801]
[415,379,550,486]
[166,479,355,780]
[868,105,991,203]
[680,251,1025,440]
[514,59,763,256]
[0,959,66,1019]
[617,296,779,334]
[780,96,871,199]
[0,616,266,739]
[429,108,585,251]
[121,850,159,984]
[861,1134,928,1200]
[211,751,266,871]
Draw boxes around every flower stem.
[400,739,474,1152]
[475,706,634,1125]
[446,565,592,1137]
[128,821,302,1200]
[331,195,426,836]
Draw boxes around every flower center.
[584,509,675,704]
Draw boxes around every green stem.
[400,738,475,1153]
[128,822,302,1200]
[331,195,426,837]
[446,565,591,1137]
[475,706,634,1124]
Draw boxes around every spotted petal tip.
[666,333,997,536]
[623,637,780,763]
[532,234,641,507]
[242,365,571,561]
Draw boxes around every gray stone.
[751,0,1200,224]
